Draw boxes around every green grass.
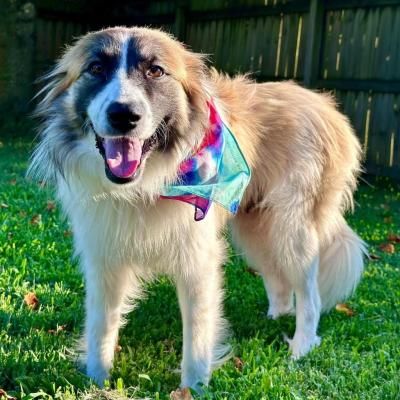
[0,127,399,399]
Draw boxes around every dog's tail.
[318,217,367,313]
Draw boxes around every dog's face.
[33,27,208,195]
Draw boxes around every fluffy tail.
[318,218,367,312]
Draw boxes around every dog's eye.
[88,62,104,77]
[147,65,164,78]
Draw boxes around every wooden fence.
[33,0,400,177]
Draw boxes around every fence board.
[321,5,400,80]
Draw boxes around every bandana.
[161,101,251,220]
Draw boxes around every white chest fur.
[58,179,221,279]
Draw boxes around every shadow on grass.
[121,259,296,353]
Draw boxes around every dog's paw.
[284,333,321,359]
[179,379,207,396]
[86,366,109,387]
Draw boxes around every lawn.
[0,126,399,400]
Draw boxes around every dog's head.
[31,27,208,197]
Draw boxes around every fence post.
[303,0,324,88]
[174,1,187,41]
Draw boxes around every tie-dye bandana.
[161,101,251,221]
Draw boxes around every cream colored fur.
[29,27,366,392]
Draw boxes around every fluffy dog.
[29,26,366,391]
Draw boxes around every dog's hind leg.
[175,243,228,392]
[262,266,295,319]
[230,211,294,319]
[232,209,322,358]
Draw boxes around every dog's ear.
[34,37,89,116]
[180,50,209,114]
[35,69,75,117]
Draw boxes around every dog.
[29,26,366,392]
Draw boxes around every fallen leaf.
[115,344,122,352]
[24,292,39,310]
[246,267,259,276]
[19,211,27,217]
[335,303,355,316]
[162,338,175,353]
[369,253,381,260]
[387,233,400,243]
[0,388,17,400]
[63,230,72,237]
[47,325,66,335]
[46,200,56,211]
[8,179,17,186]
[233,356,244,371]
[383,216,393,224]
[0,203,8,209]
[379,243,395,254]
[38,180,46,188]
[30,214,42,225]
[170,388,193,400]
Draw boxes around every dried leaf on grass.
[63,230,72,237]
[335,303,355,316]
[162,338,176,353]
[30,214,42,225]
[8,179,16,186]
[46,200,56,211]
[379,243,395,254]
[115,344,122,353]
[0,388,17,400]
[170,387,193,400]
[47,325,66,335]
[369,254,381,260]
[387,233,400,243]
[112,333,122,352]
[24,292,39,310]
[233,356,244,371]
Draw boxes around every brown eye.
[88,62,104,76]
[147,65,164,78]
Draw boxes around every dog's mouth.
[95,132,158,184]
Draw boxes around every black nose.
[107,102,141,132]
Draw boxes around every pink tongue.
[103,137,143,178]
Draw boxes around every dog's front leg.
[83,259,133,386]
[176,252,227,392]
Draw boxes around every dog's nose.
[107,102,141,132]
